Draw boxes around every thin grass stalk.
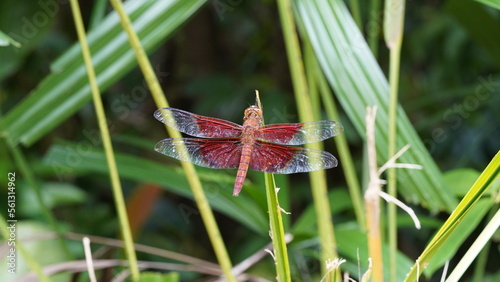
[10,145,72,259]
[384,1,406,281]
[276,0,338,276]
[364,106,384,282]
[446,208,500,281]
[305,43,321,119]
[386,44,401,282]
[0,214,50,281]
[471,205,497,282]
[69,0,139,279]
[264,173,291,281]
[348,0,362,29]
[306,43,366,229]
[107,1,236,280]
[256,92,291,281]
[472,239,490,282]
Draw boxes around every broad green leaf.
[443,168,481,196]
[19,182,87,217]
[292,189,352,236]
[335,224,414,281]
[475,0,500,10]
[0,221,70,282]
[0,0,207,146]
[294,0,457,211]
[42,143,269,234]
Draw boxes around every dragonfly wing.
[155,138,242,169]
[154,108,243,138]
[255,121,343,145]
[250,141,338,174]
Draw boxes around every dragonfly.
[154,105,343,196]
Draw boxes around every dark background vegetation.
[1,0,499,281]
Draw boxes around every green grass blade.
[0,0,206,146]
[294,0,457,211]
[424,198,492,277]
[445,208,500,281]
[419,169,493,276]
[475,0,500,10]
[471,205,497,281]
[405,151,500,281]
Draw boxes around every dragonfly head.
[244,105,263,121]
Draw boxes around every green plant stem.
[305,45,321,119]
[365,106,384,282]
[0,214,50,281]
[108,1,236,281]
[387,42,401,282]
[10,145,72,259]
[384,1,406,281]
[69,0,139,279]
[349,0,362,29]
[307,44,366,229]
[257,93,291,281]
[276,0,338,276]
[472,205,497,282]
[264,173,291,281]
[89,0,108,30]
[446,207,500,281]
[368,0,381,57]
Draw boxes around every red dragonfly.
[154,106,343,196]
